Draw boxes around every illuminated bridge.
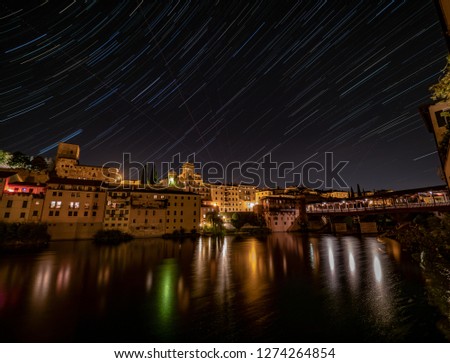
[305,186,450,233]
[306,185,450,216]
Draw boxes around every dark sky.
[0,0,448,190]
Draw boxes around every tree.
[205,211,224,234]
[430,55,450,102]
[30,156,48,171]
[149,165,158,185]
[231,213,245,230]
[0,150,11,166]
[7,151,31,169]
[357,184,362,197]
[140,165,148,185]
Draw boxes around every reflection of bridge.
[306,185,450,216]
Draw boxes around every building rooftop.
[0,170,18,178]
[47,177,104,187]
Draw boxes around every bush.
[0,223,50,251]
[94,229,133,244]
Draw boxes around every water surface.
[0,234,446,342]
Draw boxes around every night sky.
[1,1,448,190]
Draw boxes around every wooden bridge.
[307,201,450,216]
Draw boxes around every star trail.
[0,0,448,189]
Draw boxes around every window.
[68,211,73,216]
[20,212,25,218]
[49,211,54,216]
[174,211,177,215]
[32,210,38,217]
[74,211,78,217]
[58,192,62,196]
[6,200,12,208]
[181,211,183,215]
[92,212,97,217]
[55,211,60,216]
[69,202,80,209]
[4,212,10,218]
[84,211,88,216]
[52,191,57,196]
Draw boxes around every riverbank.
[0,222,50,253]
[383,213,450,263]
[379,214,450,341]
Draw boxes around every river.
[0,233,447,342]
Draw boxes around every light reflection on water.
[0,234,446,342]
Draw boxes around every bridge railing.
[306,200,450,213]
